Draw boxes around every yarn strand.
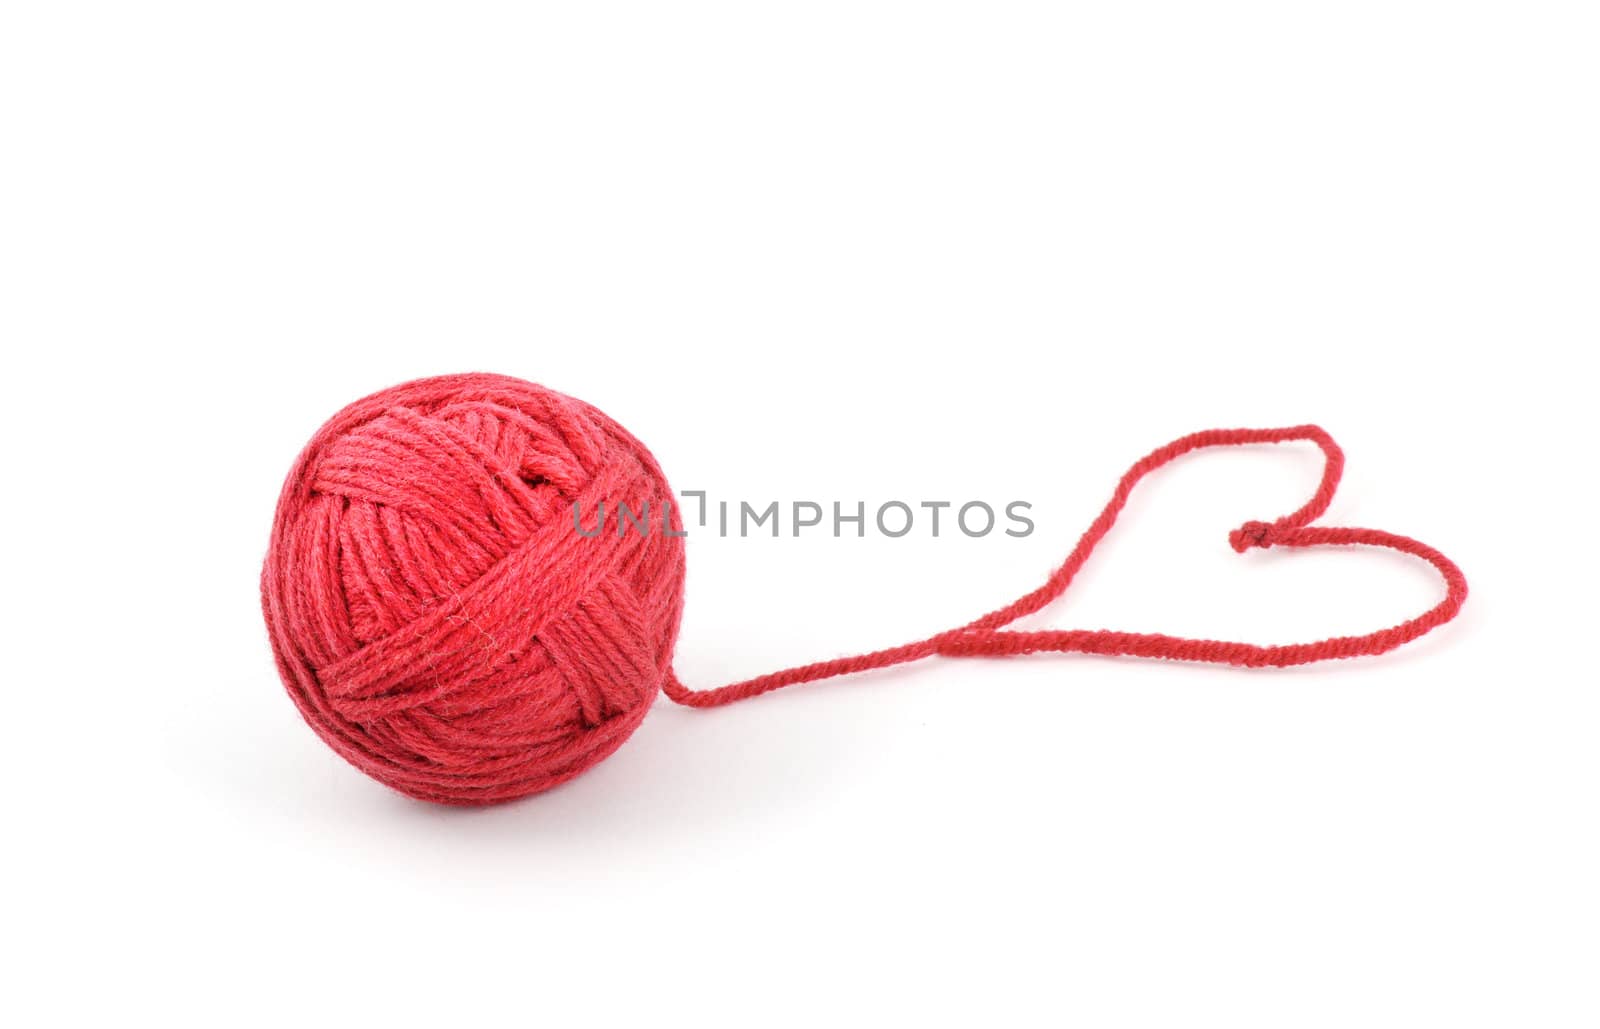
[661,425,1467,708]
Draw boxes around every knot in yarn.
[261,373,685,805]
[1229,519,1281,552]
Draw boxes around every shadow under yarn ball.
[261,373,686,806]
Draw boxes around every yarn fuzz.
[261,373,685,805]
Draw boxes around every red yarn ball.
[261,373,686,805]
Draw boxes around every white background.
[4,3,1595,1026]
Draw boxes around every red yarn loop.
[663,424,1467,705]
[264,377,1466,805]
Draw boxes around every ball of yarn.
[261,373,685,805]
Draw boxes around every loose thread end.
[666,426,1465,707]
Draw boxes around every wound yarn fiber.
[263,372,1468,806]
[262,374,685,805]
